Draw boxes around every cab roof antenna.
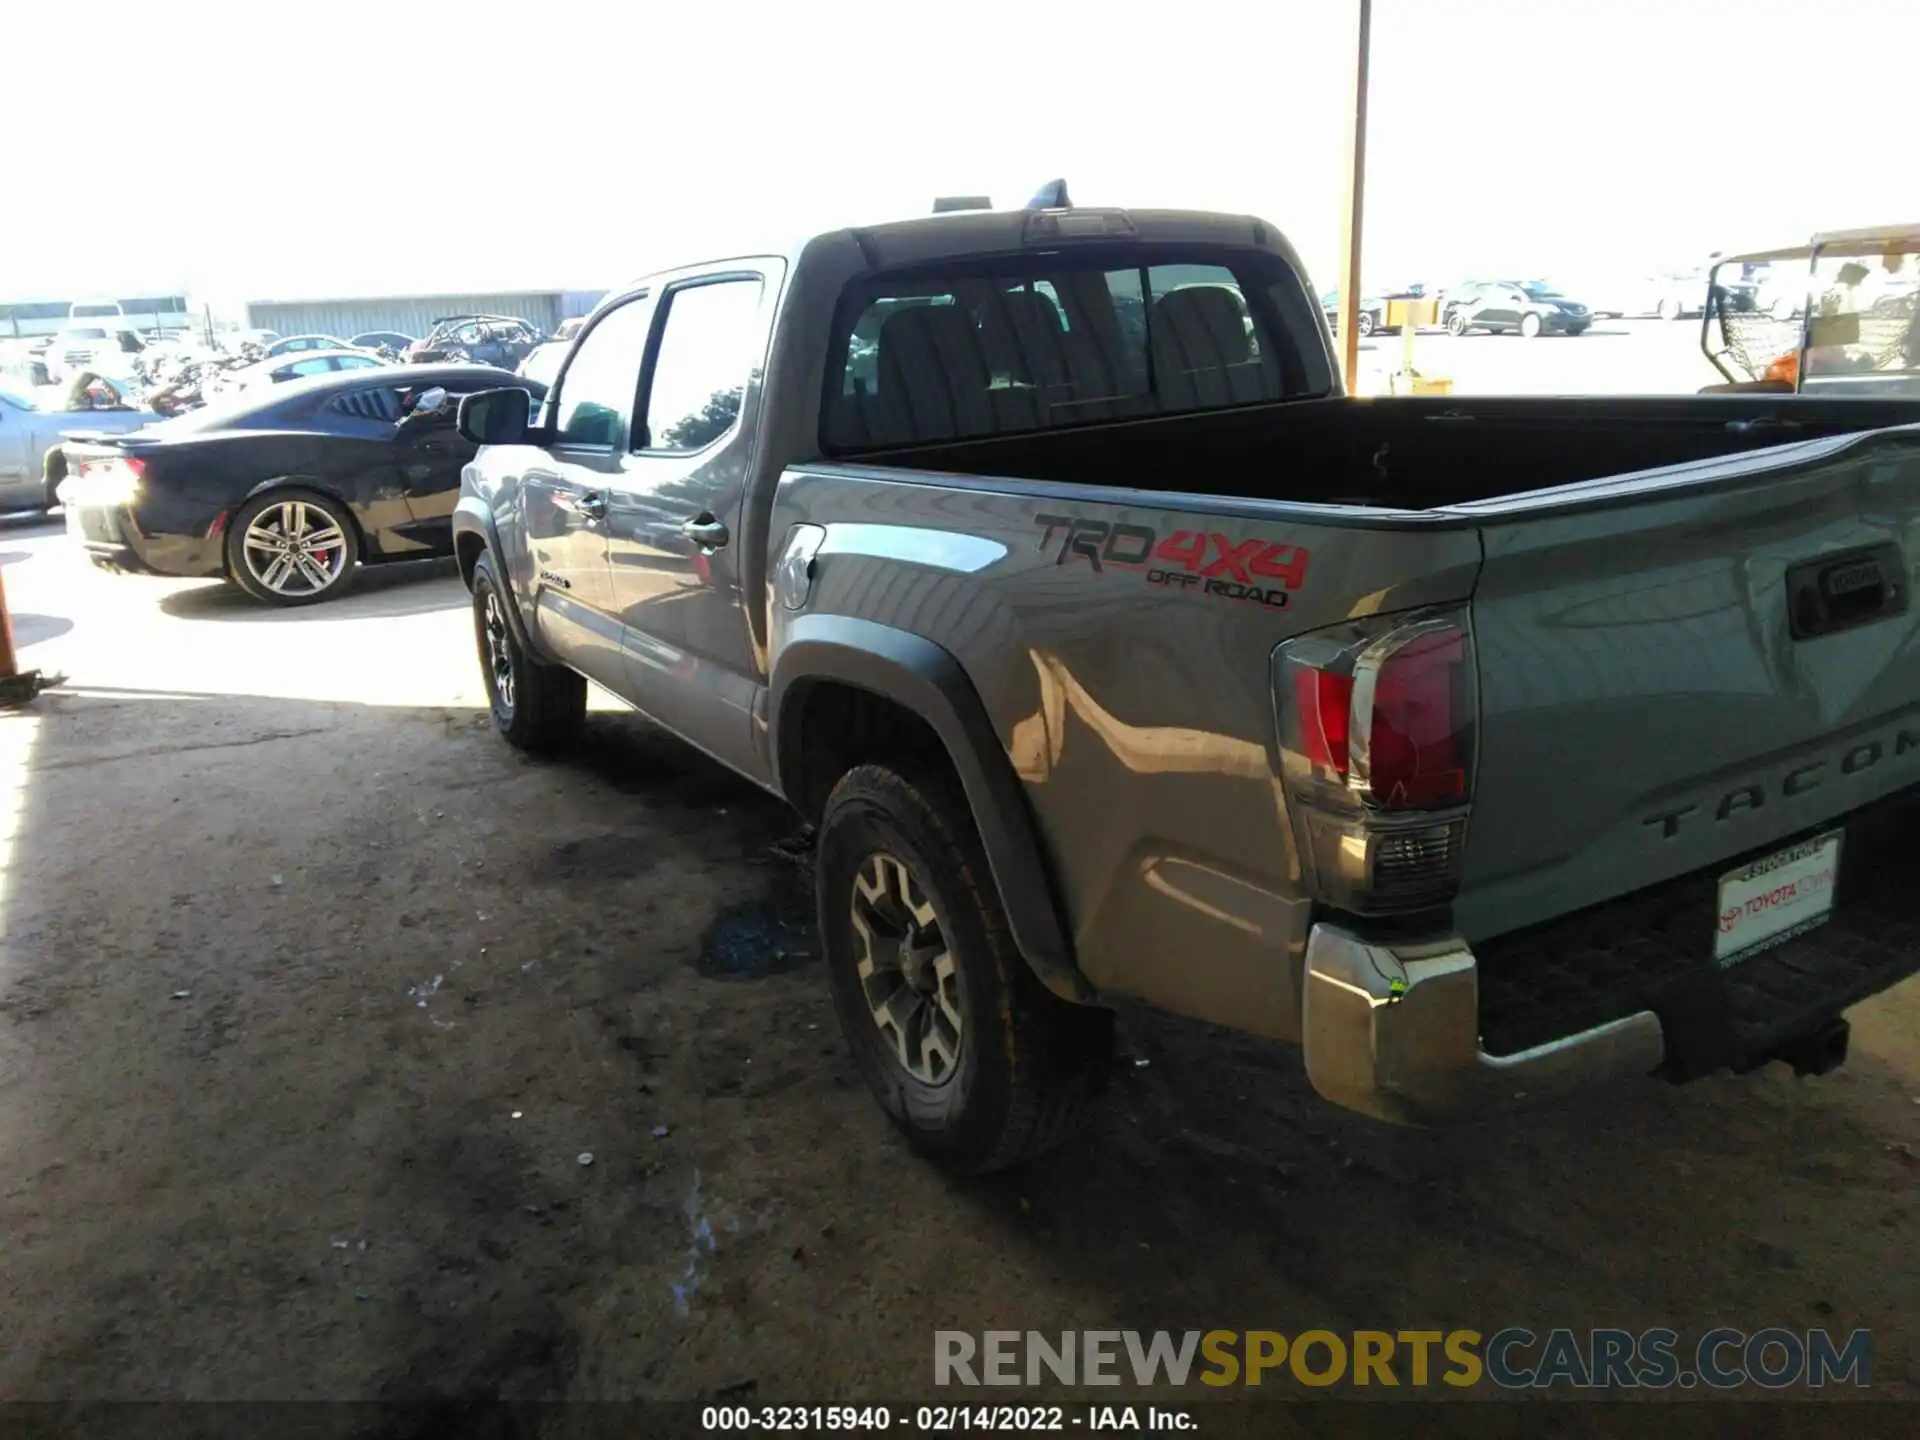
[1026,178,1071,209]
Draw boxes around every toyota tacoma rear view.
[446,197,1920,1173]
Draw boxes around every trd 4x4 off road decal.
[1033,513,1309,610]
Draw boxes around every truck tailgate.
[1456,424,1920,950]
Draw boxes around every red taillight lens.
[1367,630,1466,808]
[1274,608,1477,914]
[76,455,144,481]
[1291,667,1354,776]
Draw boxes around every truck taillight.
[1274,608,1477,913]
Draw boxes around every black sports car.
[59,363,545,606]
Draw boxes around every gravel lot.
[0,322,1915,1421]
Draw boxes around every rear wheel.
[1357,311,1375,337]
[817,764,1112,1174]
[226,490,358,606]
[1519,312,1544,338]
[471,552,585,753]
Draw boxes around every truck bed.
[837,393,1920,509]
[775,390,1920,1072]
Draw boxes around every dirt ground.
[0,518,1916,1421]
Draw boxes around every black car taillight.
[1273,607,1477,913]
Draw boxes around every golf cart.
[1703,225,1920,396]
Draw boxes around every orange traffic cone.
[0,566,48,707]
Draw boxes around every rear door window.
[824,250,1325,452]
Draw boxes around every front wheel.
[1357,311,1375,337]
[1519,312,1544,338]
[818,764,1113,1174]
[471,553,585,753]
[1445,310,1469,337]
[226,489,358,605]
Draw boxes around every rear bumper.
[1301,925,1666,1125]
[1303,789,1920,1125]
[66,501,226,578]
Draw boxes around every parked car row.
[3,307,575,432]
[1442,279,1593,336]
[1321,267,1765,339]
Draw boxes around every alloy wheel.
[850,851,964,1085]
[482,590,516,714]
[241,500,348,597]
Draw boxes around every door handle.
[681,516,729,548]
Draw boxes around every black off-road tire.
[471,552,585,754]
[817,763,1113,1174]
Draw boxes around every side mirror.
[457,386,533,446]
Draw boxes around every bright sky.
[10,0,1917,303]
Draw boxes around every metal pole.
[1336,0,1373,394]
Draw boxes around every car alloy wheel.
[849,850,964,1086]
[241,499,348,597]
[482,589,515,716]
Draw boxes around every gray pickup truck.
[450,201,1920,1173]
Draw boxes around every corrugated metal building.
[243,290,606,341]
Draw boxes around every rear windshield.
[821,246,1330,454]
